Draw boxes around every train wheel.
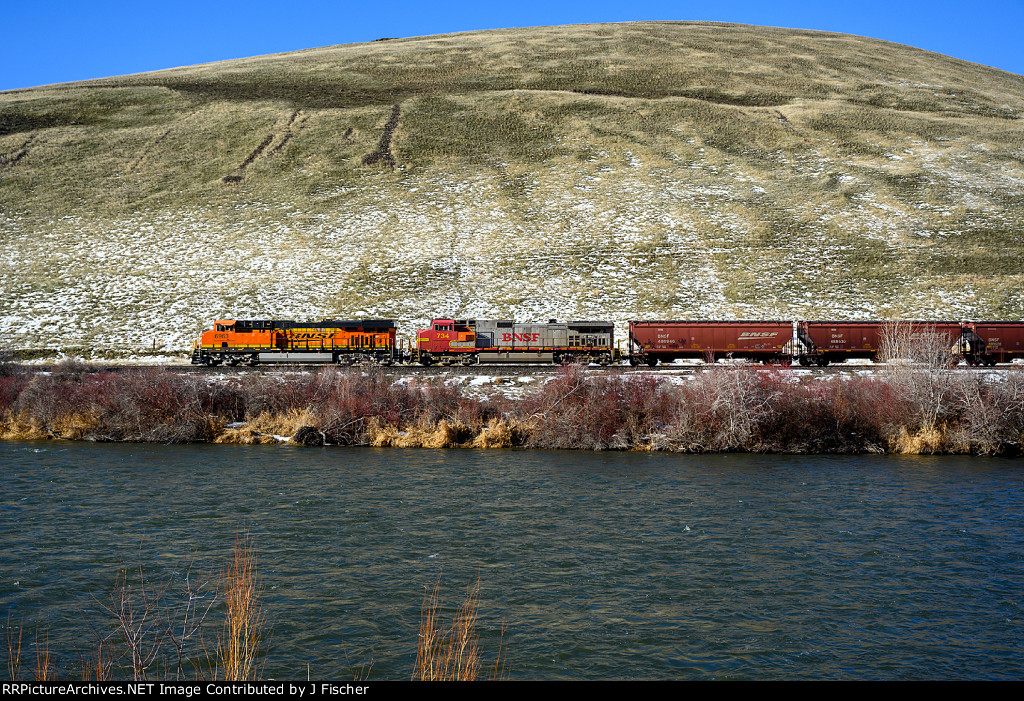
[816,357,830,367]
[646,357,658,367]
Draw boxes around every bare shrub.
[89,540,265,681]
[82,371,213,443]
[94,554,217,680]
[520,366,679,450]
[759,376,895,453]
[50,357,101,381]
[241,373,328,416]
[665,367,785,452]
[11,370,219,442]
[0,374,29,411]
[948,368,1024,455]
[13,373,100,438]
[879,321,969,436]
[306,368,489,446]
[523,364,616,450]
[98,561,171,680]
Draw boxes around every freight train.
[191,317,1024,367]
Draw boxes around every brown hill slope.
[1,22,1022,353]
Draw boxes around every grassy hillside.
[1,22,1023,353]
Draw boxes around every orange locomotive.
[191,319,400,366]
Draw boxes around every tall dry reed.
[5,614,22,681]
[414,577,481,681]
[218,535,265,681]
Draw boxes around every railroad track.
[11,362,1021,377]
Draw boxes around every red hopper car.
[798,320,963,366]
[628,320,795,365]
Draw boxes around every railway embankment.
[1,360,1022,455]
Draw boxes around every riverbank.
[1,361,1022,455]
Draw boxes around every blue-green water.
[1,442,1022,680]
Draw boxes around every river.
[1,442,1021,680]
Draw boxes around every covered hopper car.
[798,320,964,366]
[191,319,400,366]
[963,321,1024,365]
[628,320,795,365]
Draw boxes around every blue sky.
[3,1,1022,91]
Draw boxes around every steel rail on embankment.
[8,363,1023,378]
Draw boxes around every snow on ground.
[1,134,1021,355]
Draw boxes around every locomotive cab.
[416,319,477,365]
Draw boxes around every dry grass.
[367,418,472,448]
[218,534,265,681]
[4,538,509,681]
[469,418,521,449]
[5,614,22,681]
[0,410,47,440]
[414,577,482,682]
[34,631,53,681]
[213,409,314,445]
[892,426,947,455]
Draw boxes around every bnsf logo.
[287,331,332,340]
[737,332,778,339]
[502,333,540,342]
